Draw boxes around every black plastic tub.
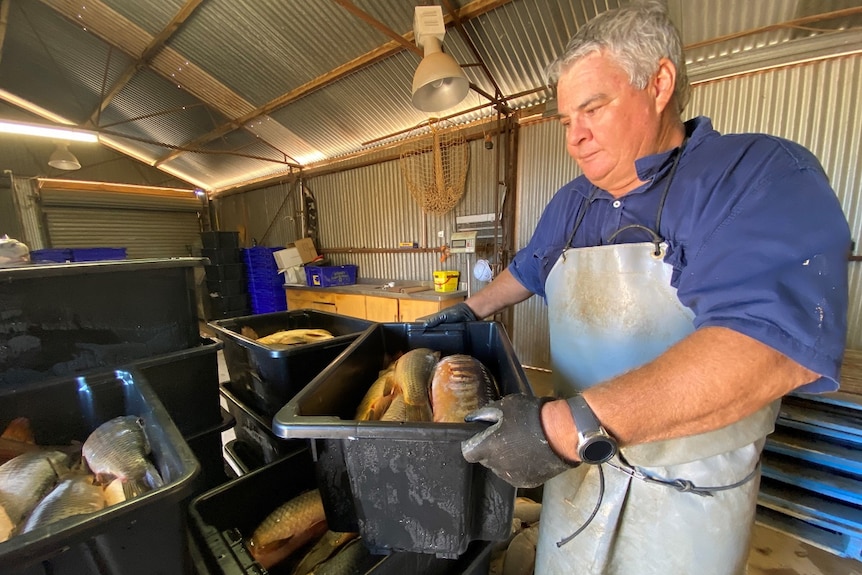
[186,407,236,492]
[272,322,530,558]
[208,309,374,418]
[0,259,202,387]
[223,439,258,478]
[0,369,200,574]
[201,231,240,250]
[220,381,304,466]
[133,337,223,437]
[188,448,493,575]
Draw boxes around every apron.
[534,144,780,574]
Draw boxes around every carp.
[82,416,163,498]
[354,368,396,421]
[256,328,335,346]
[21,474,105,534]
[248,488,328,570]
[0,450,69,534]
[392,348,439,422]
[430,354,499,423]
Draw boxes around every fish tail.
[404,402,432,422]
[145,462,164,489]
[121,479,152,499]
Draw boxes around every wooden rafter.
[88,0,204,127]
[154,0,515,166]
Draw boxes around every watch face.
[581,435,617,464]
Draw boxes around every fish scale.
[393,348,439,422]
[0,450,69,527]
[430,354,499,423]
[82,416,163,495]
[22,474,105,534]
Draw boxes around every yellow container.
[433,270,460,293]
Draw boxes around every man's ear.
[652,58,677,114]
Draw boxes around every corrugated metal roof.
[0,0,859,191]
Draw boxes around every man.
[424,2,850,573]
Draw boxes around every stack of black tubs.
[201,231,249,320]
[0,258,234,573]
[191,320,527,574]
[208,309,374,470]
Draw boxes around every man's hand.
[421,302,478,328]
[461,394,576,488]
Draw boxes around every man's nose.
[567,120,589,147]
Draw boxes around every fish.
[310,537,373,575]
[379,393,405,422]
[1,417,35,444]
[502,524,539,575]
[392,348,439,422]
[241,325,260,340]
[82,416,163,498]
[354,368,396,421]
[248,489,328,570]
[21,474,105,534]
[513,497,542,525]
[292,531,359,575]
[257,328,335,346]
[430,354,499,423]
[0,450,69,530]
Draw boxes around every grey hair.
[546,1,690,114]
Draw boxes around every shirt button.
[612,200,621,208]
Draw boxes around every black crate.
[188,448,493,575]
[224,439,259,477]
[202,248,242,265]
[201,231,240,250]
[187,408,236,492]
[0,369,199,574]
[132,338,223,437]
[205,264,245,281]
[207,293,250,315]
[0,262,200,387]
[208,310,374,418]
[206,279,247,297]
[220,381,303,466]
[272,322,530,558]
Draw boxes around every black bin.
[188,448,493,575]
[0,369,200,574]
[208,310,374,417]
[272,322,530,558]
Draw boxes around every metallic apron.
[534,165,780,574]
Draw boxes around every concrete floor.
[212,348,861,573]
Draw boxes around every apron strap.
[555,456,760,548]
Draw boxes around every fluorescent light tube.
[0,120,98,142]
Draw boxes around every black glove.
[461,394,576,488]
[421,302,478,328]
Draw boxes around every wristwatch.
[567,394,618,464]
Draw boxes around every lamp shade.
[411,36,469,113]
[48,143,81,170]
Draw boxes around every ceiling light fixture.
[48,143,82,170]
[411,5,469,113]
[0,119,98,143]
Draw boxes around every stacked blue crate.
[242,247,287,314]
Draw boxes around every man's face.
[557,51,663,196]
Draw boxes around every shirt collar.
[573,116,715,200]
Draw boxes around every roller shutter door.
[39,185,203,259]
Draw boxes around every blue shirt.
[510,117,850,392]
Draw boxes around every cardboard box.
[274,238,318,271]
[281,265,305,285]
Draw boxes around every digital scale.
[448,231,477,254]
[448,231,478,295]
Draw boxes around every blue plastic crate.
[71,247,127,262]
[241,247,278,266]
[304,264,357,287]
[30,248,72,263]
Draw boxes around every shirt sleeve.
[676,142,850,393]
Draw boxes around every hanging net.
[399,119,469,215]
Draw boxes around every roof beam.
[87,0,204,127]
[155,0,515,166]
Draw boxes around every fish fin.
[121,479,151,499]
[252,519,328,570]
[404,403,432,422]
[145,462,164,489]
